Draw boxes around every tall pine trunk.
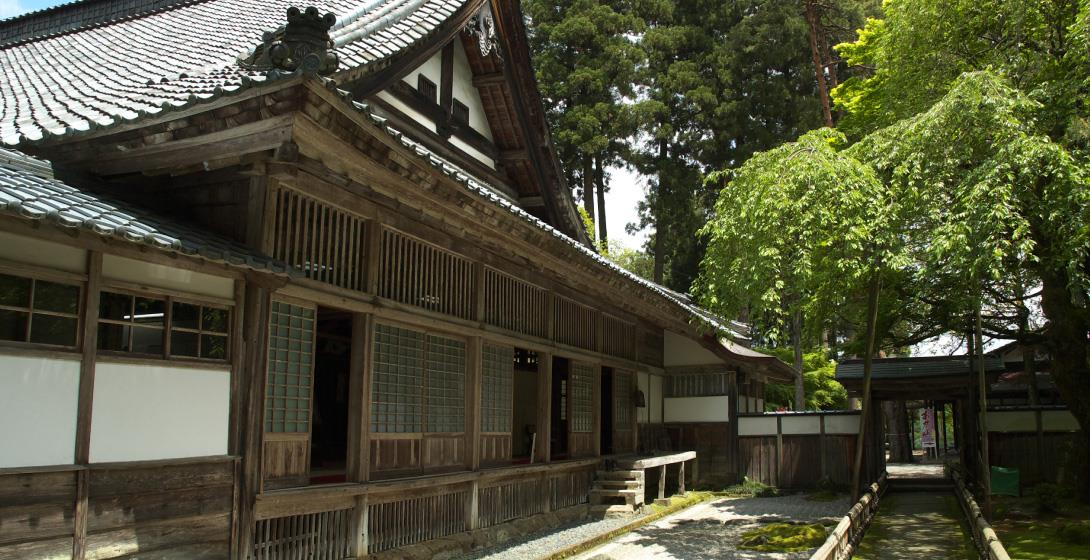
[653,140,668,284]
[804,0,834,127]
[582,158,596,241]
[595,157,608,245]
[791,309,805,410]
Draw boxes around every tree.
[848,70,1090,499]
[525,0,644,245]
[762,348,849,410]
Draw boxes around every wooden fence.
[738,411,880,489]
[251,459,598,557]
[810,472,887,560]
[987,406,1081,487]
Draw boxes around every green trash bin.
[991,466,1020,497]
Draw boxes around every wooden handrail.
[952,470,1011,560]
[810,472,887,560]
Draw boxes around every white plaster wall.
[102,255,234,300]
[449,136,497,169]
[452,40,494,141]
[1042,410,1080,431]
[738,416,778,436]
[824,414,860,435]
[663,395,729,423]
[376,90,438,133]
[90,362,229,463]
[987,411,1037,433]
[400,49,443,91]
[781,415,821,435]
[663,330,723,367]
[0,230,86,272]
[0,355,80,468]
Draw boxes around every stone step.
[596,479,642,489]
[597,470,643,480]
[591,488,643,497]
[590,504,637,517]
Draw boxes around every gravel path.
[456,494,849,560]
[455,509,654,560]
[571,495,850,560]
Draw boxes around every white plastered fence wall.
[636,371,664,424]
[663,396,731,423]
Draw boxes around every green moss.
[723,477,780,498]
[993,495,1090,560]
[738,523,827,552]
[1000,522,1090,559]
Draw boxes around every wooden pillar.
[347,313,373,557]
[678,461,685,494]
[236,281,272,559]
[727,371,739,481]
[467,480,481,530]
[658,466,666,500]
[819,414,828,480]
[72,251,102,560]
[467,336,483,471]
[775,415,783,487]
[536,352,552,463]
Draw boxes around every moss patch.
[993,495,1090,560]
[738,523,827,552]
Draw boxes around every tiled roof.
[0,146,296,275]
[0,0,469,145]
[836,355,1007,380]
[0,0,763,348]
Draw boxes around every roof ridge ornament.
[239,6,340,76]
[465,4,498,58]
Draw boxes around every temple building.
[0,1,794,557]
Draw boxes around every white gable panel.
[663,330,723,367]
[452,40,494,141]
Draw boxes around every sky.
[0,0,56,19]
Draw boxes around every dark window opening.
[417,75,437,103]
[551,356,569,460]
[601,367,614,455]
[512,347,538,462]
[451,99,469,126]
[0,273,79,347]
[310,307,353,484]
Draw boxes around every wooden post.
[775,415,783,488]
[536,352,552,463]
[819,414,828,480]
[468,480,481,530]
[347,313,371,558]
[678,461,685,494]
[236,281,272,559]
[728,371,739,481]
[72,251,101,560]
[467,336,483,471]
[658,465,666,500]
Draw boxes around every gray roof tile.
[0,146,295,276]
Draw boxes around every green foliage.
[738,523,828,552]
[1034,483,1067,513]
[1058,522,1090,545]
[724,477,780,497]
[697,128,895,349]
[602,240,655,281]
[760,348,848,410]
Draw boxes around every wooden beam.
[467,336,483,471]
[499,148,530,161]
[471,71,506,88]
[519,195,544,207]
[347,312,369,483]
[440,41,455,115]
[536,352,552,464]
[592,365,602,457]
[236,281,271,558]
[71,251,101,560]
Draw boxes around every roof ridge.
[0,0,209,48]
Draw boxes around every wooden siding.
[262,435,309,484]
[0,469,77,560]
[367,487,469,554]
[553,296,596,351]
[478,434,512,466]
[369,434,467,475]
[601,315,636,360]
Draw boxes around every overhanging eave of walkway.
[835,355,1006,400]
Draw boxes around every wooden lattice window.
[553,296,596,350]
[378,228,474,320]
[601,315,636,360]
[265,301,316,433]
[170,301,229,360]
[481,343,513,433]
[614,370,633,428]
[667,372,730,397]
[483,268,548,338]
[418,75,437,103]
[425,334,466,433]
[451,100,469,126]
[371,324,468,433]
[570,362,594,433]
[98,290,230,361]
[0,272,79,347]
[272,187,367,292]
[371,323,424,434]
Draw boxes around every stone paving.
[570,494,850,560]
[853,492,976,560]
